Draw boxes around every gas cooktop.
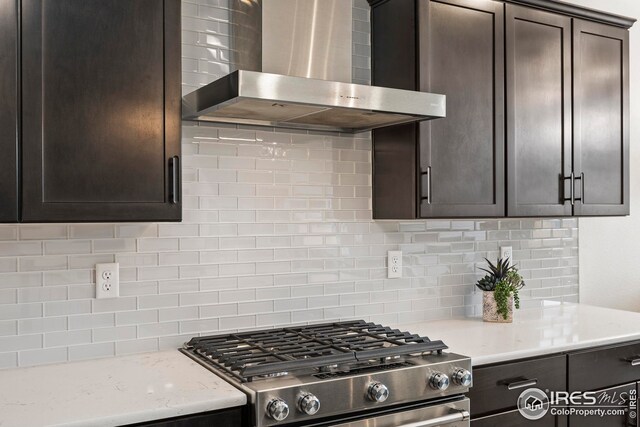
[181,320,471,427]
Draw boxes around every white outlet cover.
[387,251,402,279]
[500,246,513,265]
[96,263,119,299]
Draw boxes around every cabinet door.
[567,341,640,393]
[418,0,505,218]
[371,0,418,219]
[0,0,18,222]
[572,20,629,216]
[506,5,572,217]
[469,354,566,417]
[21,0,181,222]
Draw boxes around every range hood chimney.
[182,0,446,133]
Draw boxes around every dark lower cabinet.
[20,0,181,222]
[0,0,18,223]
[468,354,566,417]
[470,341,640,427]
[124,407,244,427]
[371,0,505,219]
[567,341,640,393]
[505,4,573,217]
[572,20,630,216]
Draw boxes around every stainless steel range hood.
[182,0,446,133]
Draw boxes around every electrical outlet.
[96,263,119,299]
[387,251,402,279]
[500,246,513,265]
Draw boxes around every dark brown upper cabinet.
[371,0,505,219]
[572,20,629,216]
[506,6,630,217]
[17,0,181,223]
[369,0,632,219]
[0,0,18,222]
[506,5,573,217]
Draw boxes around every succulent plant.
[475,257,515,292]
[476,257,526,320]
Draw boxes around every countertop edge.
[472,332,640,366]
[56,398,248,427]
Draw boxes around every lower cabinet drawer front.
[568,341,640,392]
[472,409,566,427]
[468,354,566,416]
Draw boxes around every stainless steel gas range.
[180,320,472,427]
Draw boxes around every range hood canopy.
[182,71,446,133]
[182,0,446,133]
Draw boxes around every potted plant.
[475,257,525,323]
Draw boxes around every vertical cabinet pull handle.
[426,166,432,205]
[169,156,180,204]
[579,172,584,204]
[420,167,432,205]
[563,172,585,206]
[569,172,575,205]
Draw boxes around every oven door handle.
[395,409,470,427]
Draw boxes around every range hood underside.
[182,71,446,134]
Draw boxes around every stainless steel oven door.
[329,398,470,427]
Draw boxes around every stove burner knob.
[298,393,321,415]
[452,368,472,387]
[367,382,390,403]
[429,372,450,391]
[267,398,290,422]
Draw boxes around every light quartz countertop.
[2,303,640,426]
[397,302,640,366]
[0,350,246,427]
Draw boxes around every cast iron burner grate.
[183,320,447,382]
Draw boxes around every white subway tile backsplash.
[0,226,18,241]
[115,338,158,356]
[69,342,115,361]
[69,313,115,330]
[45,330,91,348]
[92,326,137,343]
[44,240,92,255]
[0,321,17,337]
[19,225,68,240]
[69,224,115,239]
[0,334,42,352]
[19,347,67,367]
[0,241,42,256]
[0,0,579,368]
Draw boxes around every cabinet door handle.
[169,156,180,204]
[426,166,432,205]
[395,410,470,427]
[505,378,538,390]
[626,357,640,366]
[574,172,584,204]
[563,173,575,205]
